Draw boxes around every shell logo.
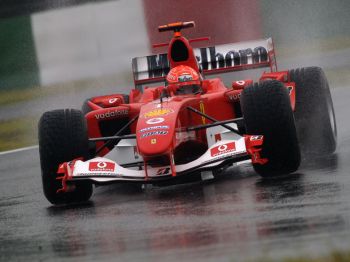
[144,108,174,118]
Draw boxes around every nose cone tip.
[137,133,173,157]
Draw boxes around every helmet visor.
[168,80,201,95]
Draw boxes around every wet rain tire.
[241,80,301,177]
[38,109,93,205]
[290,67,337,156]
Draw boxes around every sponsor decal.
[109,98,119,104]
[144,108,174,118]
[203,150,246,165]
[144,45,268,78]
[95,109,128,120]
[226,90,242,101]
[156,167,171,176]
[167,73,177,81]
[151,139,157,144]
[287,86,293,95]
[146,117,165,125]
[229,93,241,101]
[89,161,115,172]
[250,135,263,141]
[210,142,236,157]
[140,125,169,132]
[141,131,168,138]
[236,80,245,85]
[79,173,118,176]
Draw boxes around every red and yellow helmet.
[166,65,202,95]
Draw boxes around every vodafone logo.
[218,144,228,152]
[210,142,236,157]
[109,98,119,104]
[97,162,107,168]
[95,109,129,120]
[146,117,165,125]
[89,161,115,172]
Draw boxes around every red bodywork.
[57,22,296,189]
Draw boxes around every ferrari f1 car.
[39,21,337,205]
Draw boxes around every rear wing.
[132,38,277,89]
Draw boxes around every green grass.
[0,79,96,106]
[0,72,133,151]
[247,250,350,262]
[0,116,39,151]
[0,71,132,107]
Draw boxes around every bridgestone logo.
[141,131,168,138]
[95,109,129,120]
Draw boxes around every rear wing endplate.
[132,38,277,89]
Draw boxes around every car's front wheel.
[38,109,93,205]
[241,80,301,177]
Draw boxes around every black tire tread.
[39,109,93,205]
[290,66,337,155]
[241,80,301,177]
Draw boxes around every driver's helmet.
[166,65,202,95]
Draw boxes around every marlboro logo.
[143,45,268,78]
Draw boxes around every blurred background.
[0,0,349,151]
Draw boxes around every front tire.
[38,109,93,205]
[241,80,301,177]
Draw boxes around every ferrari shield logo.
[151,139,157,144]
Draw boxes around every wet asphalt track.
[1,86,350,262]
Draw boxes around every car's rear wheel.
[38,109,93,205]
[290,67,337,156]
[241,80,301,177]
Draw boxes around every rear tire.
[38,109,93,205]
[290,67,337,156]
[241,80,301,177]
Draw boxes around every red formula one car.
[39,21,337,205]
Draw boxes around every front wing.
[57,136,266,191]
